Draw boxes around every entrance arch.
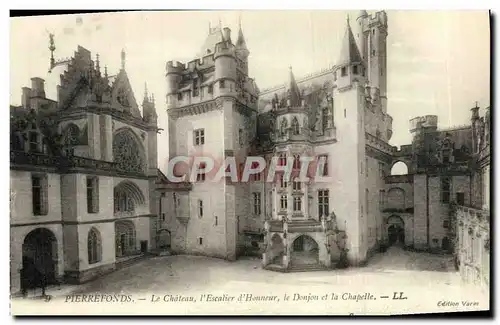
[115,220,137,257]
[157,229,171,249]
[21,228,58,291]
[387,215,405,246]
[290,235,319,266]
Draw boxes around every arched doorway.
[290,235,319,266]
[115,220,137,257]
[387,216,405,246]
[157,229,171,249]
[21,228,58,292]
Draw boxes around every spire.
[121,49,126,70]
[286,66,301,107]
[95,53,100,75]
[144,82,149,100]
[236,13,249,59]
[337,17,363,66]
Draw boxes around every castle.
[9,11,490,295]
[159,10,491,272]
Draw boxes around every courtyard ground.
[12,247,489,315]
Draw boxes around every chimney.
[22,87,31,108]
[223,27,231,42]
[31,77,46,98]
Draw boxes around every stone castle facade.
[10,46,160,294]
[159,10,491,272]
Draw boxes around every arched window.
[293,154,301,169]
[280,118,288,136]
[114,189,135,212]
[390,161,409,175]
[87,228,102,264]
[291,117,300,135]
[113,129,146,174]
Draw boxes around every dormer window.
[341,67,347,77]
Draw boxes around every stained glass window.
[113,130,146,174]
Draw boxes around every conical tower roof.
[337,18,363,66]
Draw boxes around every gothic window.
[63,124,80,146]
[87,228,102,264]
[441,177,451,203]
[293,155,301,169]
[113,129,146,174]
[293,196,302,212]
[87,176,99,214]
[32,174,48,216]
[322,107,329,131]
[194,129,205,145]
[293,180,301,191]
[114,189,135,212]
[318,155,329,176]
[253,192,261,215]
[280,118,288,136]
[318,189,329,219]
[278,152,287,166]
[280,195,288,210]
[291,117,300,135]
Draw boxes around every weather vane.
[47,32,71,73]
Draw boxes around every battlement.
[214,42,236,58]
[366,10,388,27]
[186,54,215,71]
[409,115,438,132]
[393,144,413,157]
[166,61,186,74]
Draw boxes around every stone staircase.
[288,263,329,272]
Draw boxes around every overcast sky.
[10,10,490,171]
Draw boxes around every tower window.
[220,80,226,89]
[199,237,203,245]
[280,195,288,210]
[318,189,329,219]
[353,65,358,74]
[86,176,99,214]
[177,93,183,101]
[194,128,205,145]
[341,67,347,77]
[198,199,204,218]
[293,196,302,212]
[32,174,48,216]
[208,84,213,94]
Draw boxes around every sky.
[9,10,490,172]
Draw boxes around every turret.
[334,17,365,91]
[235,19,250,74]
[471,101,480,121]
[142,83,157,125]
[165,60,184,109]
[409,115,438,139]
[355,10,368,61]
[214,41,237,97]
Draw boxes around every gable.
[111,70,141,118]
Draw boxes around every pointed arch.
[113,127,146,174]
[87,227,102,264]
[114,180,146,213]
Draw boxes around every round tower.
[214,38,237,98]
[165,60,184,109]
[355,10,368,61]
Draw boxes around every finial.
[151,93,155,104]
[475,101,479,108]
[144,82,149,98]
[347,14,350,25]
[104,65,108,79]
[121,49,126,70]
